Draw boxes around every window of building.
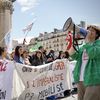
[57,44,59,47]
[57,38,59,42]
[54,44,56,47]
[61,43,63,46]
[49,45,51,48]
[46,47,48,49]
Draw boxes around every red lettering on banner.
[36,73,64,87]
[54,61,65,71]
[0,61,8,72]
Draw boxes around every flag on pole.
[22,22,33,33]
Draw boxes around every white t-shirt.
[80,49,88,81]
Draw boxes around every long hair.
[35,51,43,62]
[14,46,22,57]
[0,47,5,56]
[57,51,63,59]
[65,51,69,59]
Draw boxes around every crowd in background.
[0,45,77,100]
[10,45,70,66]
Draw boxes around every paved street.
[58,95,77,100]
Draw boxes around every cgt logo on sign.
[0,61,8,72]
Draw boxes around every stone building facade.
[29,29,68,53]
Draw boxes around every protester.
[46,50,55,63]
[10,51,15,61]
[29,51,36,65]
[32,50,44,66]
[14,46,23,64]
[38,46,44,53]
[22,50,31,65]
[56,51,65,59]
[38,46,47,63]
[0,47,7,59]
[64,51,69,59]
[68,25,100,100]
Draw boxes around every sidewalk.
[58,95,77,100]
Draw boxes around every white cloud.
[17,0,39,12]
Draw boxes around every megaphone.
[63,17,87,38]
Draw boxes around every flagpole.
[23,31,29,45]
[25,31,29,39]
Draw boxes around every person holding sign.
[68,25,100,100]
[14,46,24,64]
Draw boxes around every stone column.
[0,0,14,47]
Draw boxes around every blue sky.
[12,0,100,41]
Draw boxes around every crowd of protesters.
[10,45,70,66]
[0,45,70,67]
[0,45,76,100]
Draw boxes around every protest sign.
[0,60,14,100]
[14,59,72,100]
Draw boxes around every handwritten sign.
[0,60,14,100]
[0,59,76,100]
[14,59,72,100]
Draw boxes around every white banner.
[0,59,75,100]
[0,60,14,100]
[13,59,72,100]
[69,61,76,84]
